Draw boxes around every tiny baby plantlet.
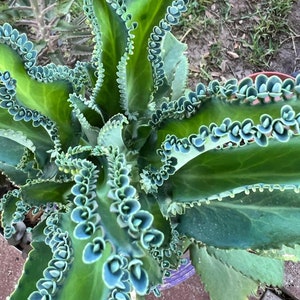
[0,1,300,300]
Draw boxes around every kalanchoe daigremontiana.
[0,0,93,65]
[0,1,300,300]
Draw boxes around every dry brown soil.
[178,0,300,88]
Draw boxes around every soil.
[283,261,300,299]
[178,0,300,88]
[146,272,210,300]
[0,234,25,300]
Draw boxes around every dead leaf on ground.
[227,51,239,59]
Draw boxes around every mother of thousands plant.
[0,0,300,299]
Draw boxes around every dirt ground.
[177,0,300,88]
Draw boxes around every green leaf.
[0,134,29,167]
[0,44,77,149]
[0,162,28,185]
[177,189,300,249]
[0,129,35,153]
[256,244,300,262]
[190,245,258,300]
[160,31,188,100]
[0,107,54,167]
[0,191,20,228]
[55,213,112,300]
[91,0,129,117]
[165,139,300,203]
[68,93,101,146]
[125,0,177,114]
[56,0,76,16]
[21,180,73,206]
[97,113,128,149]
[206,247,284,285]
[156,98,300,142]
[95,172,155,258]
[91,0,178,117]
[0,131,36,184]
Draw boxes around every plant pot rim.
[158,259,195,291]
[248,71,294,80]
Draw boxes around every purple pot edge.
[158,259,196,291]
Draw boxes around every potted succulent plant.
[1,1,300,300]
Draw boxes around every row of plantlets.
[0,1,300,300]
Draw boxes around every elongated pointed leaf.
[190,245,258,300]
[21,180,73,206]
[125,0,182,113]
[91,0,184,117]
[160,32,188,100]
[0,162,28,185]
[55,212,112,300]
[256,244,300,262]
[156,98,300,143]
[166,139,300,203]
[0,106,54,167]
[0,131,36,183]
[90,0,129,116]
[206,247,284,285]
[0,43,77,149]
[0,135,29,166]
[177,189,300,249]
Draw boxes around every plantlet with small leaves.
[0,0,92,65]
[0,1,300,300]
